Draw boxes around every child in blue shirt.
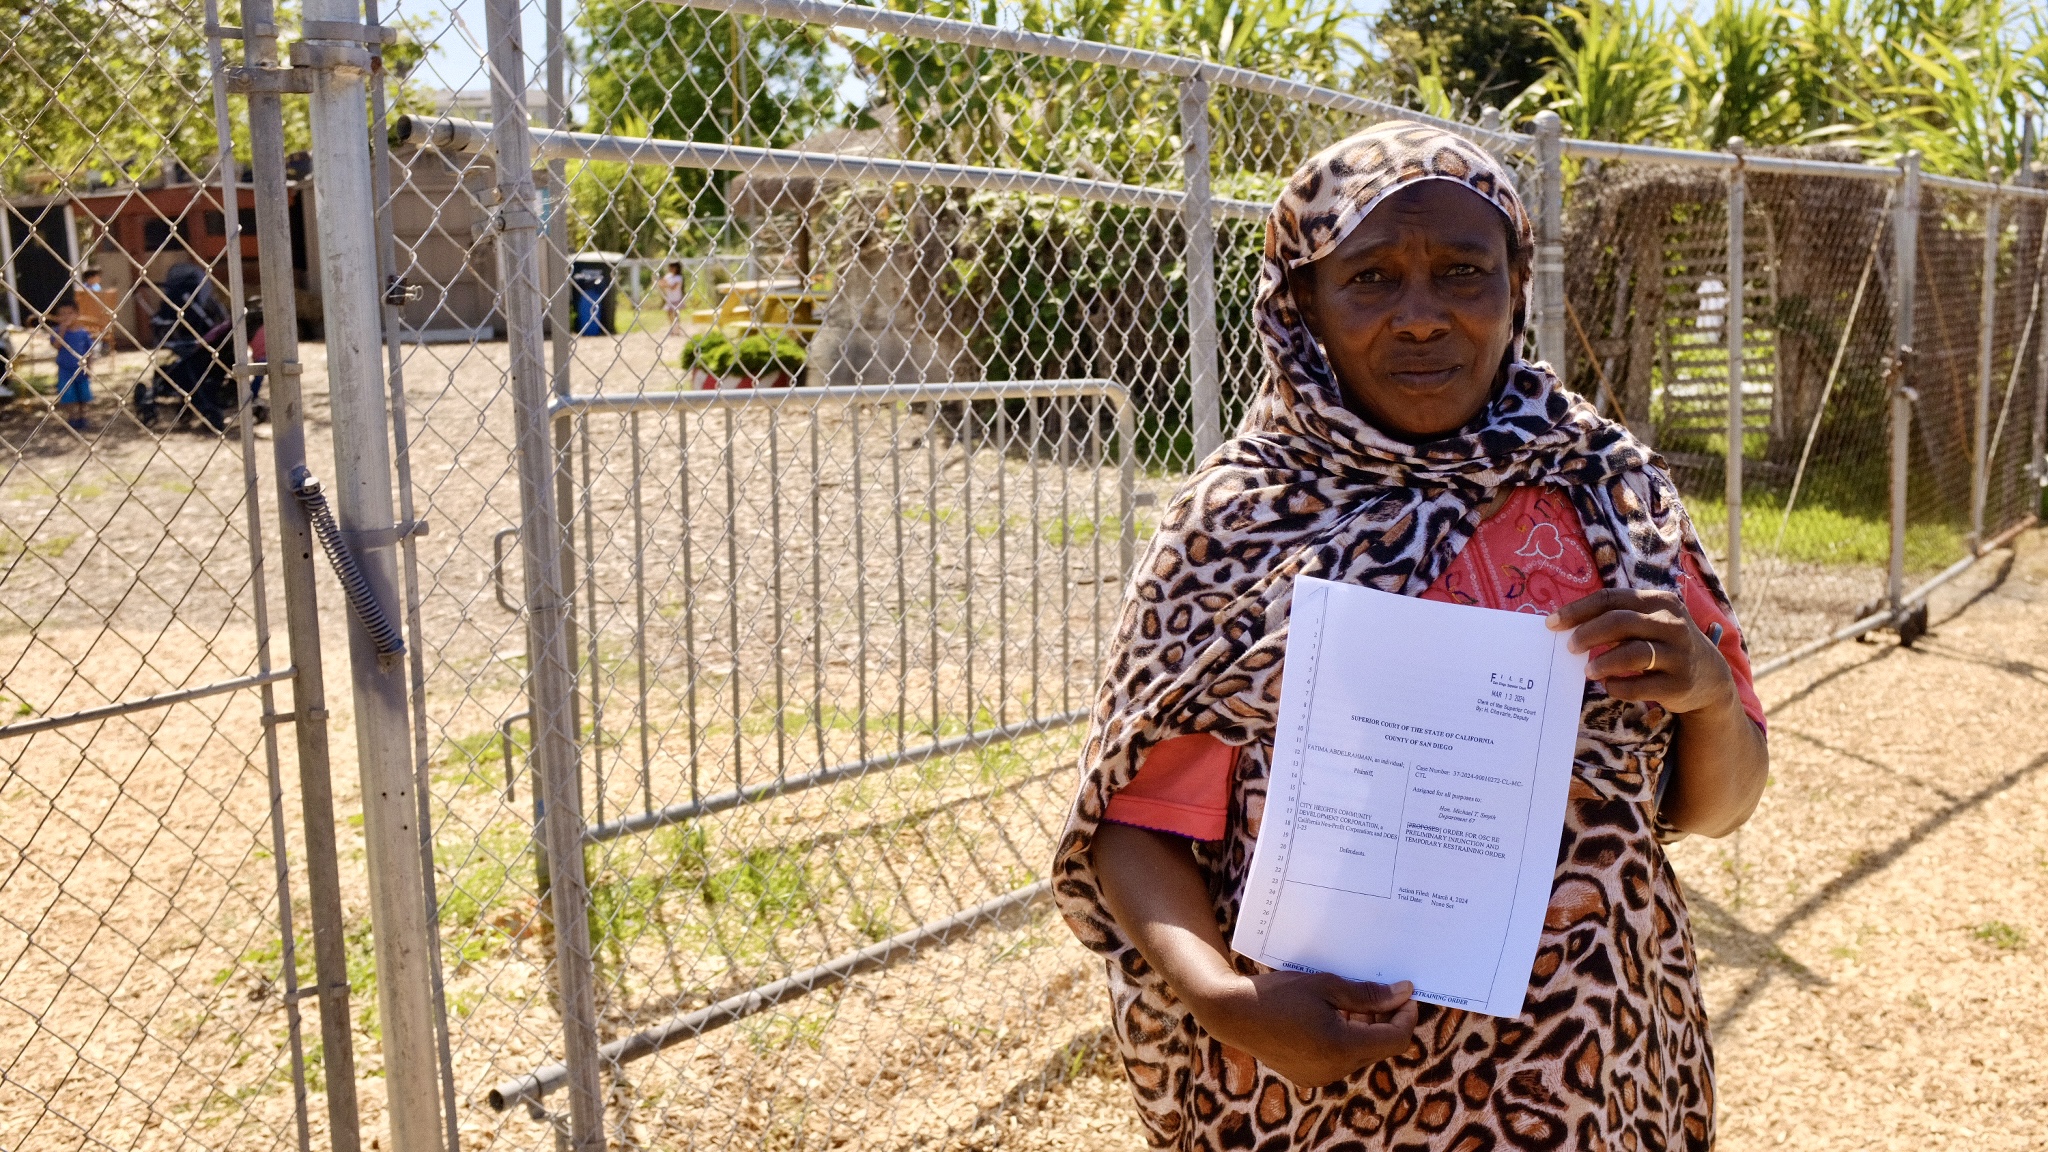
[49,298,95,432]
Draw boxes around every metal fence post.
[298,2,447,1147]
[1532,111,1567,373]
[1971,173,2002,544]
[482,0,607,1144]
[544,0,583,789]
[2036,182,2048,500]
[1179,72,1221,461]
[359,0,464,1142]
[234,0,363,1146]
[1890,152,1922,610]
[1725,141,1746,601]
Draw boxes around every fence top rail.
[1564,136,2048,199]
[397,115,1270,218]
[659,0,1533,158]
[550,378,1133,415]
[1921,169,2048,201]
[1563,137,1899,182]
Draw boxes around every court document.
[1230,577,1588,1019]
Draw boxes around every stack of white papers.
[1231,577,1589,1019]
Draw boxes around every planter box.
[689,367,796,389]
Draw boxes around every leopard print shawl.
[1051,122,1727,1149]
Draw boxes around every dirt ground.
[1002,529,2048,1151]
[2,329,1142,1152]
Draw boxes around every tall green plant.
[3,0,217,190]
[1511,0,1680,144]
[1675,0,1802,147]
[1807,0,2045,179]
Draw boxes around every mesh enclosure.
[1564,155,1929,660]
[1911,185,1992,559]
[1912,184,2045,559]
[1988,193,2048,535]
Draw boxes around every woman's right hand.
[1186,971,1419,1087]
[1091,821,1421,1087]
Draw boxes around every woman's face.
[1291,180,1523,440]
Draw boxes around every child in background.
[49,298,95,432]
[659,261,686,332]
[76,267,119,345]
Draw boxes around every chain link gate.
[373,4,1524,1148]
[0,0,375,1146]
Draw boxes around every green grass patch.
[1043,508,1153,548]
[846,900,898,942]
[895,503,1152,548]
[438,826,541,970]
[706,847,816,919]
[436,725,526,789]
[0,528,79,561]
[1682,493,1965,571]
[739,1004,832,1054]
[1971,920,2026,951]
[562,716,1077,976]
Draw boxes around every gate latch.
[384,276,425,306]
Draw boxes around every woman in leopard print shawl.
[1051,121,1768,1150]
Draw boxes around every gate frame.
[486,378,1136,1120]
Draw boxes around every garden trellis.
[1,0,2045,1149]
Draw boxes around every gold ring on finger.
[1644,641,1657,673]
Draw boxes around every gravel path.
[1007,527,2048,1151]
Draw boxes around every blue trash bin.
[570,257,619,335]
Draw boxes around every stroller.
[0,327,17,399]
[136,264,263,432]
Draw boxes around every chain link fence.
[0,0,349,1147]
[3,0,2047,1148]
[1559,147,2047,665]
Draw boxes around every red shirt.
[1104,486,1764,840]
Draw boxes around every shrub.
[733,332,806,377]
[679,329,736,375]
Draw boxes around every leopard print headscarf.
[1052,121,1728,1149]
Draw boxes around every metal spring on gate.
[291,466,408,658]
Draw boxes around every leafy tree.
[578,3,836,148]
[575,1,838,253]
[1,0,216,191]
[1373,0,1560,114]
[1501,0,2048,176]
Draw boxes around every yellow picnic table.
[692,277,829,341]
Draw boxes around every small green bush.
[679,329,737,375]
[732,332,806,377]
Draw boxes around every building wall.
[386,148,501,339]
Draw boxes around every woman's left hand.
[1548,588,1738,716]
